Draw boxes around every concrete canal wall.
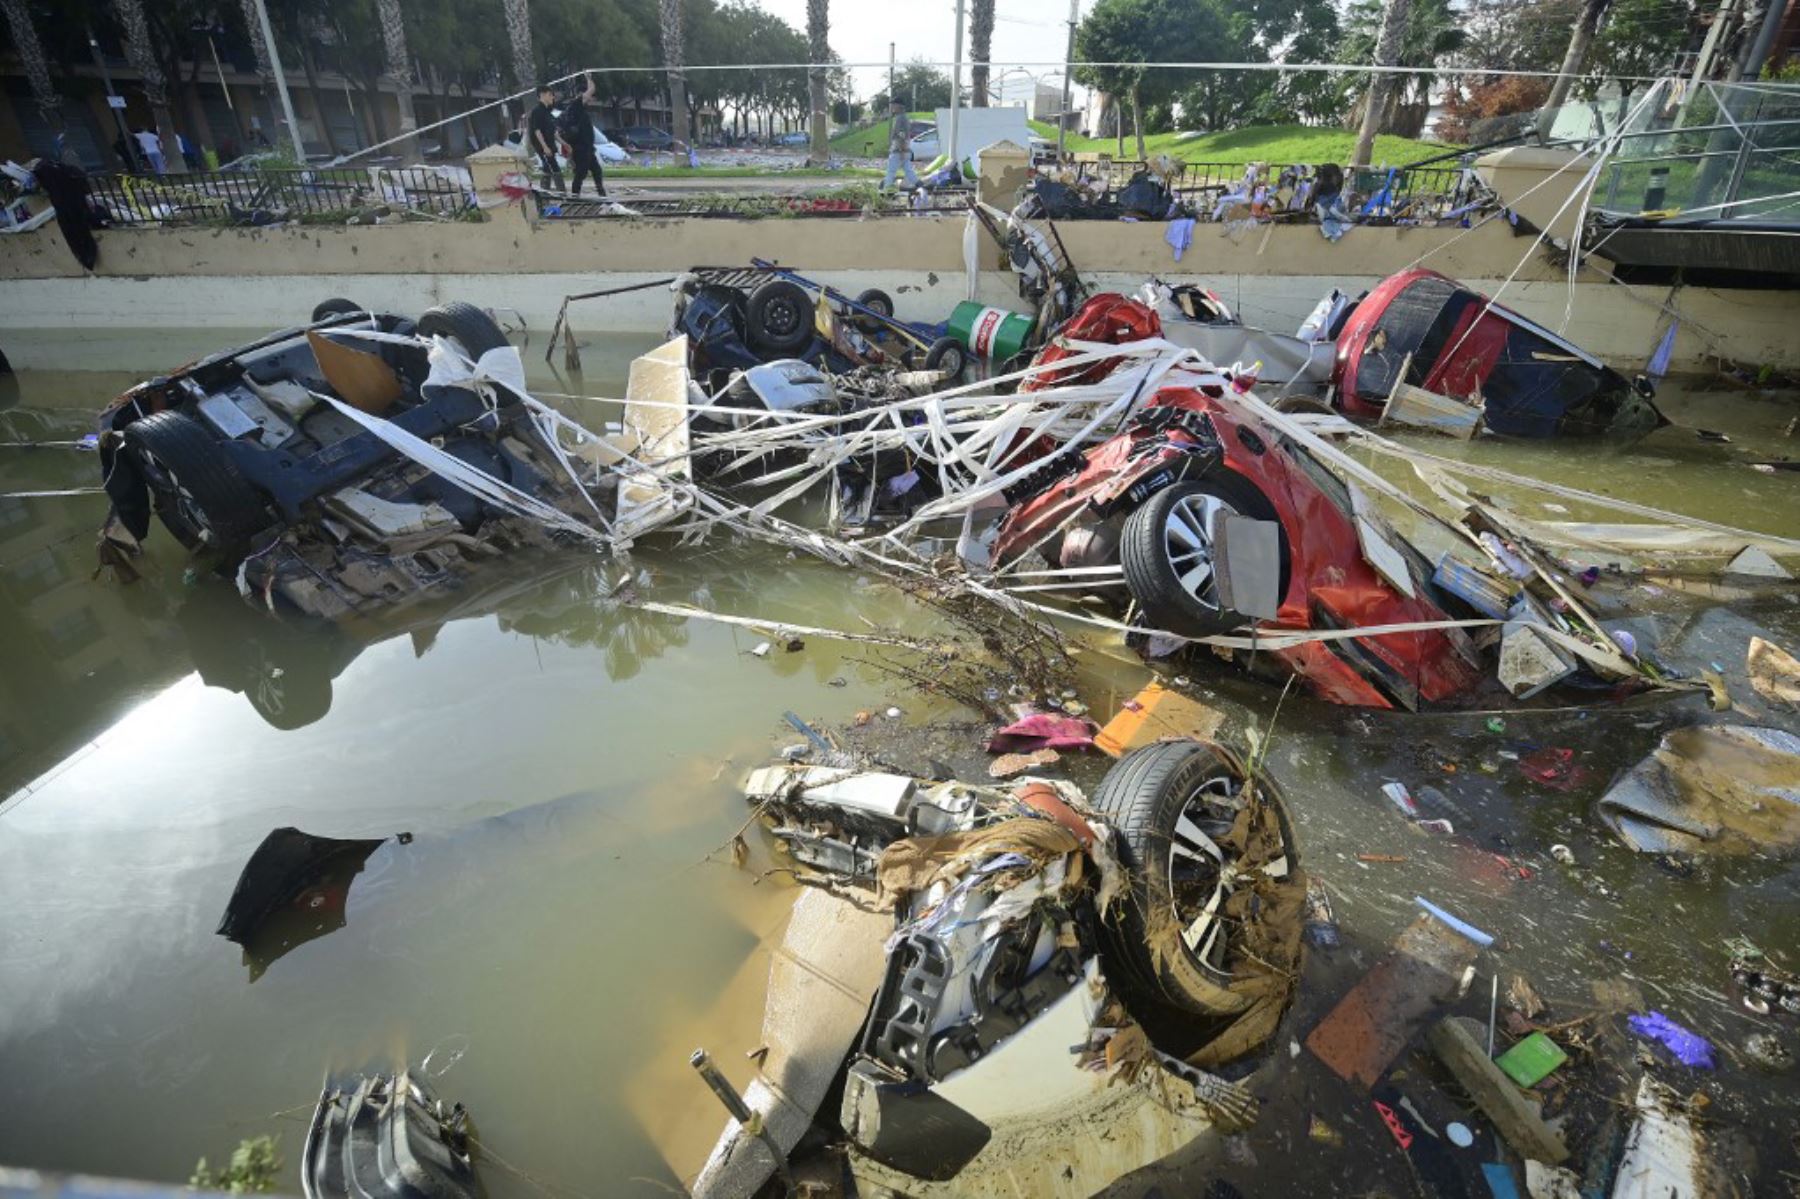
[2,159,1795,374]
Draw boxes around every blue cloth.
[1165,217,1195,261]
[1647,321,1679,378]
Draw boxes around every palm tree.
[502,0,534,99]
[112,0,186,171]
[660,0,689,147]
[969,0,994,107]
[375,0,421,161]
[805,0,829,164]
[0,0,62,129]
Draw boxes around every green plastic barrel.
[948,301,1033,362]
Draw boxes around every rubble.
[688,738,1304,1195]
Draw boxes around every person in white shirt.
[133,128,166,175]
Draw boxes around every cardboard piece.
[1094,682,1227,758]
[306,329,403,415]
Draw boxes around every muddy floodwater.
[3,328,1799,1196]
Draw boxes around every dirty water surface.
[2,329,1799,1197]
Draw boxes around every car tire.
[311,298,367,323]
[1120,475,1285,637]
[1091,740,1291,1018]
[1273,394,1336,416]
[923,336,967,378]
[122,410,267,557]
[744,280,814,354]
[852,288,895,331]
[417,302,510,360]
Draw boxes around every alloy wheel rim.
[1162,492,1235,610]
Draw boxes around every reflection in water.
[217,827,389,982]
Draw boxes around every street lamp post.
[247,0,306,161]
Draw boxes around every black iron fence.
[85,166,475,227]
[542,189,972,220]
[1085,157,1477,214]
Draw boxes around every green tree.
[1338,0,1465,138]
[1583,0,1693,105]
[872,57,953,112]
[1077,0,1231,156]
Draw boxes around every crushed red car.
[987,293,1488,710]
[1331,268,1666,440]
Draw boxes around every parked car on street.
[773,131,810,147]
[503,124,628,167]
[609,126,674,151]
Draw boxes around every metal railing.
[1081,158,1477,215]
[541,190,972,220]
[85,166,476,227]
[1592,80,1800,222]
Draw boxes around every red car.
[993,295,1484,710]
[1332,268,1665,439]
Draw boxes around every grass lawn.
[829,116,1457,166]
[610,164,881,178]
[830,113,934,159]
[1026,121,1457,165]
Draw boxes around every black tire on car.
[852,288,895,331]
[310,297,367,323]
[1273,394,1336,416]
[1120,474,1285,637]
[122,410,267,557]
[417,301,510,359]
[744,280,814,354]
[1091,740,1289,1018]
[923,336,967,378]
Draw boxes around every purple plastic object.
[1627,1011,1717,1068]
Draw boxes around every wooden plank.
[1304,914,1478,1089]
[1428,1016,1570,1165]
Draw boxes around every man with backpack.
[559,75,605,198]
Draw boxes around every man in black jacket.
[560,75,605,198]
[528,83,564,192]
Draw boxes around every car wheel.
[852,288,894,332]
[1120,475,1284,637]
[1092,740,1294,1018]
[311,298,367,323]
[923,336,967,378]
[417,302,510,360]
[1273,394,1336,416]
[744,280,814,354]
[122,410,267,558]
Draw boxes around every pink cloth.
[985,713,1098,753]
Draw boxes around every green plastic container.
[1495,1032,1568,1087]
[948,301,1033,363]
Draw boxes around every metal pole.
[87,29,139,171]
[1737,0,1787,83]
[948,0,965,165]
[1680,0,1738,120]
[1058,0,1077,163]
[247,0,307,161]
[888,42,895,106]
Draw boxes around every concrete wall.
[2,206,1797,374]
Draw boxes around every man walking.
[528,83,565,192]
[134,127,166,175]
[881,100,919,192]
[559,75,605,198]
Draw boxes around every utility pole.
[248,0,306,161]
[87,27,138,171]
[1058,0,1077,163]
[1684,0,1739,104]
[888,41,896,106]
[948,0,965,165]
